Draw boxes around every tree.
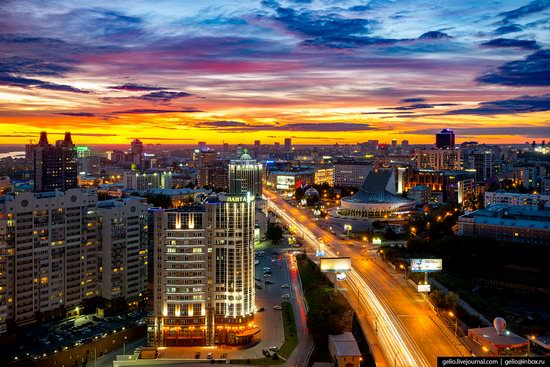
[265,223,284,244]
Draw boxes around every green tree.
[265,223,284,244]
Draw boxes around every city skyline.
[1,0,549,145]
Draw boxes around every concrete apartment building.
[148,193,256,346]
[334,161,372,188]
[485,192,550,209]
[97,198,150,306]
[0,189,98,334]
[458,204,550,245]
[416,149,461,171]
[123,171,173,192]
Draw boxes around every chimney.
[38,131,49,145]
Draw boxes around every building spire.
[38,131,49,145]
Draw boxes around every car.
[282,294,290,299]
[207,352,213,359]
[262,349,270,357]
[281,284,289,288]
[263,274,271,278]
[271,258,276,263]
[195,352,201,359]
[263,271,272,275]
[263,267,271,271]
[264,280,274,285]
[268,346,279,352]
[273,305,282,310]
[256,307,265,312]
[255,278,262,282]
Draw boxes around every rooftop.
[469,327,528,346]
[329,332,361,357]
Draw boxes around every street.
[265,188,470,367]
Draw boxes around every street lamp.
[448,311,458,336]
[123,336,127,355]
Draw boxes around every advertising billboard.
[320,257,352,273]
[417,284,431,292]
[410,259,442,272]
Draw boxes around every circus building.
[338,171,415,219]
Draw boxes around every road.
[265,189,469,367]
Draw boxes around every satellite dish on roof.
[493,317,506,335]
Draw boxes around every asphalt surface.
[265,189,470,367]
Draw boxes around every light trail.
[266,193,430,367]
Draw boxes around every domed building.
[304,187,319,198]
[339,171,415,219]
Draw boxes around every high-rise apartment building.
[30,131,78,192]
[228,150,263,197]
[284,138,292,151]
[97,198,149,305]
[436,128,455,149]
[123,171,173,192]
[467,150,493,183]
[0,189,98,334]
[416,149,461,171]
[334,161,372,187]
[148,193,256,346]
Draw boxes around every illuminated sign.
[276,176,295,190]
[372,237,382,245]
[225,194,254,203]
[316,250,326,257]
[320,257,352,273]
[410,259,442,272]
[417,284,431,292]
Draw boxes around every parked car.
[281,284,289,288]
[273,305,282,310]
[282,294,290,299]
[263,274,271,278]
[256,307,265,312]
[264,280,274,285]
[269,346,279,352]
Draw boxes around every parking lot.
[10,308,147,361]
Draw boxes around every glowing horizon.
[0,0,549,146]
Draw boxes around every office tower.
[401,140,409,149]
[198,142,207,152]
[468,150,493,183]
[228,150,263,197]
[30,131,78,192]
[416,149,461,170]
[97,198,149,305]
[436,128,455,149]
[148,193,256,346]
[254,140,261,148]
[284,138,291,151]
[391,139,397,150]
[0,189,98,334]
[199,162,228,190]
[198,150,218,167]
[130,139,144,166]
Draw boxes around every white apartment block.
[97,198,149,305]
[123,171,173,192]
[148,193,256,347]
[0,189,98,334]
[484,192,550,209]
[416,149,461,171]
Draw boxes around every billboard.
[417,284,431,292]
[320,257,352,273]
[410,259,442,272]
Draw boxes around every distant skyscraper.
[31,131,78,192]
[148,193,256,346]
[228,149,263,197]
[254,140,261,147]
[284,138,292,151]
[402,140,409,148]
[391,139,397,149]
[198,141,207,152]
[436,129,455,149]
[416,149,461,170]
[467,150,493,183]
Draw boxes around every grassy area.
[230,302,298,365]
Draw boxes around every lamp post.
[448,311,458,336]
[123,336,127,355]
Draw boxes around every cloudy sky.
[0,0,549,145]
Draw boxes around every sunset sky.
[0,0,549,145]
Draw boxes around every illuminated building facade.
[148,193,256,346]
[0,189,98,335]
[97,198,149,305]
[123,171,173,192]
[228,151,263,197]
[30,131,78,192]
[416,148,461,171]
